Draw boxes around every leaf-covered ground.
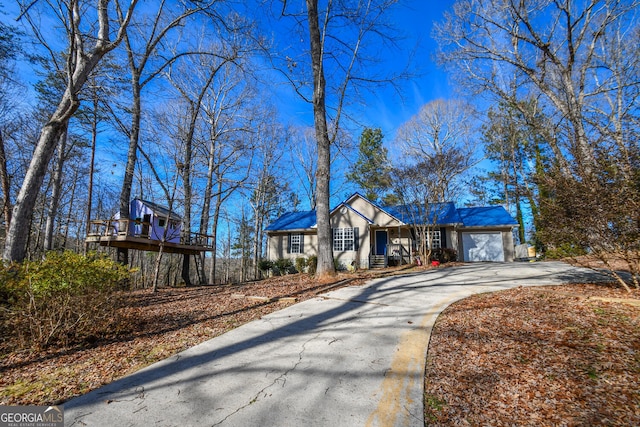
[1,265,638,427]
[424,283,640,426]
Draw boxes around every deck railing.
[87,219,214,249]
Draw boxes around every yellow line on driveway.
[365,287,490,427]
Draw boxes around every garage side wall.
[502,230,515,262]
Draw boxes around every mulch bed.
[424,282,640,426]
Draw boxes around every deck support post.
[182,254,192,287]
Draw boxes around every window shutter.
[287,233,291,254]
[331,228,335,250]
[354,227,359,250]
[300,234,305,253]
[441,228,447,248]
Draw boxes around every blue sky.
[366,2,454,138]
[264,1,455,143]
[3,0,454,142]
[2,1,460,209]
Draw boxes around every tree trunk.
[0,130,12,228]
[212,213,222,282]
[62,166,78,250]
[152,245,165,292]
[118,75,142,266]
[208,189,223,285]
[3,120,68,262]
[44,128,68,252]
[84,90,99,255]
[198,152,215,284]
[252,208,261,280]
[306,0,335,277]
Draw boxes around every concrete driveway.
[64,261,609,427]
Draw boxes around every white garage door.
[462,232,504,262]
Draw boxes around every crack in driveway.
[212,334,319,425]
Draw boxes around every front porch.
[369,226,413,268]
[368,243,412,268]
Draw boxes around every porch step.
[370,255,386,268]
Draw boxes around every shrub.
[0,251,131,350]
[543,243,587,259]
[258,259,274,275]
[432,248,458,263]
[307,256,318,276]
[295,257,308,273]
[273,258,294,276]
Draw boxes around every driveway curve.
[64,261,609,427]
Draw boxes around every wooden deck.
[86,219,213,255]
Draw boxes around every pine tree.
[346,128,392,203]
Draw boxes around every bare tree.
[249,117,290,280]
[116,0,225,265]
[42,129,68,251]
[389,161,449,264]
[273,0,405,277]
[3,0,137,263]
[434,0,640,178]
[396,99,477,202]
[195,64,255,284]
[435,0,640,288]
[164,31,249,236]
[289,127,317,209]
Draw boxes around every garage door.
[462,232,504,262]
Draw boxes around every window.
[333,228,343,251]
[418,230,441,249]
[344,228,354,251]
[158,218,166,228]
[429,230,441,249]
[333,227,358,252]
[290,234,302,254]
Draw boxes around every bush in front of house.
[307,256,318,276]
[0,251,131,351]
[258,259,274,276]
[295,257,308,273]
[273,258,295,276]
[432,248,458,263]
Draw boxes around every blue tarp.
[458,206,519,227]
[385,202,461,225]
[264,210,317,231]
[265,196,518,231]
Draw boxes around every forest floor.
[1,262,638,425]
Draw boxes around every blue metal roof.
[264,210,316,231]
[458,206,519,227]
[265,194,518,232]
[385,202,462,225]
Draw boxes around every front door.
[375,230,388,255]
